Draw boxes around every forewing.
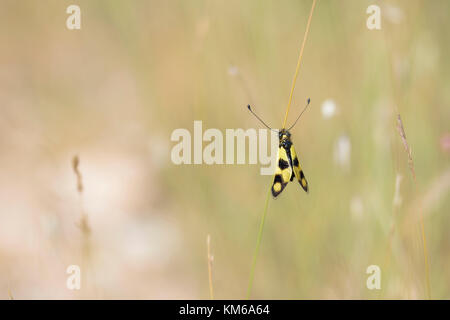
[271,146,292,197]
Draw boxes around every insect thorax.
[278,129,292,149]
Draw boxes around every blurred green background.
[0,0,449,299]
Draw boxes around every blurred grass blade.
[247,188,271,299]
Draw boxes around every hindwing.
[289,144,308,193]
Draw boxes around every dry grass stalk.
[7,284,13,300]
[396,115,416,180]
[72,155,91,236]
[72,155,83,193]
[207,234,214,299]
[72,155,92,296]
[72,155,90,235]
[383,173,404,297]
[395,114,431,299]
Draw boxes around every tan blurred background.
[0,0,449,299]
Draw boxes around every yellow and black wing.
[271,146,292,197]
[290,144,308,193]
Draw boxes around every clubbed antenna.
[247,105,275,130]
[288,98,311,131]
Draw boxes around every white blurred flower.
[119,218,180,268]
[384,5,405,24]
[393,173,403,207]
[350,196,364,221]
[333,134,351,171]
[196,16,210,39]
[228,65,239,76]
[441,133,450,153]
[321,99,337,119]
[393,55,410,81]
[148,136,169,169]
[415,35,439,75]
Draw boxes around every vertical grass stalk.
[282,0,317,129]
[247,188,271,299]
[247,0,317,299]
